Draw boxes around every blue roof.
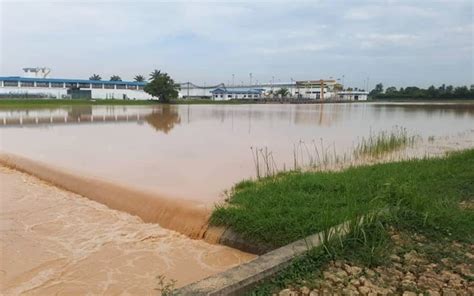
[211,87,264,94]
[0,76,146,86]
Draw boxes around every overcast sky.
[0,0,472,89]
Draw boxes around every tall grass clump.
[354,126,417,158]
[250,126,420,181]
[251,146,278,179]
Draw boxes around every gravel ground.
[276,229,473,296]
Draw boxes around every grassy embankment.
[211,137,473,294]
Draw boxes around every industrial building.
[0,68,368,101]
[211,87,265,100]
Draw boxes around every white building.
[337,91,368,101]
[211,87,264,100]
[0,69,368,101]
[0,76,152,100]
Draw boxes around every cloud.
[357,33,419,49]
[0,0,472,87]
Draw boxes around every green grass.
[211,149,474,249]
[233,150,474,295]
[354,127,417,158]
[249,218,391,295]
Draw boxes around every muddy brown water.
[1,102,474,294]
[2,103,473,202]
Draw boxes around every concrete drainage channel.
[175,221,354,295]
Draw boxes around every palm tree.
[110,75,122,81]
[134,75,145,82]
[275,88,290,98]
[149,70,161,81]
[89,74,102,81]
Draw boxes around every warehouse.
[0,68,368,101]
[0,76,151,100]
[211,87,265,100]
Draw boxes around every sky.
[0,0,473,89]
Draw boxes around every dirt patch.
[277,230,473,296]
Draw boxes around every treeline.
[370,83,474,100]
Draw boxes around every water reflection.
[144,105,181,134]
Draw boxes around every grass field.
[211,150,474,249]
[212,150,473,294]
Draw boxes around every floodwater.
[1,102,474,294]
[1,103,474,202]
[0,166,254,295]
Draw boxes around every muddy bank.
[0,153,210,239]
[0,167,255,295]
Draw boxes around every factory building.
[211,87,265,100]
[0,78,150,100]
[0,68,368,101]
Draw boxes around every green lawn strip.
[211,149,474,249]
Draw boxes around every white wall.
[338,92,368,101]
[0,86,153,100]
[0,86,67,98]
[212,93,262,100]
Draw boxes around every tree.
[453,86,469,97]
[427,85,438,98]
[275,87,290,98]
[149,70,162,81]
[144,70,180,102]
[385,86,397,94]
[438,84,446,94]
[134,75,145,82]
[89,74,102,81]
[369,83,383,97]
[446,85,454,94]
[110,75,122,81]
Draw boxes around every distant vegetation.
[134,75,145,82]
[89,74,102,81]
[144,70,180,103]
[370,83,474,100]
[109,75,122,81]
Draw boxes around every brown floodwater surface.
[0,167,254,295]
[1,103,473,202]
[1,102,473,294]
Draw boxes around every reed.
[353,126,417,159]
[251,146,278,179]
[251,127,419,181]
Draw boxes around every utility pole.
[249,73,252,86]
